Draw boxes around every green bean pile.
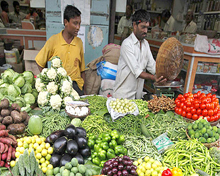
[40,111,71,138]
[133,99,149,116]
[163,139,220,175]
[81,115,111,135]
[123,135,162,161]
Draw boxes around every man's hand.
[155,75,167,85]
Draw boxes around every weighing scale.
[153,81,182,98]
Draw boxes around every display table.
[146,38,220,97]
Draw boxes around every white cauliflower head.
[50,94,62,110]
[71,88,80,100]
[46,82,58,94]
[47,68,57,80]
[37,91,49,106]
[41,68,48,75]
[35,78,45,92]
[61,80,72,95]
[63,96,73,106]
[51,57,61,68]
[57,67,67,77]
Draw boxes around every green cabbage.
[0,92,3,100]
[13,74,25,88]
[0,83,9,95]
[2,69,15,83]
[21,83,32,94]
[22,71,34,83]
[8,84,21,97]
[71,118,82,127]
[15,97,26,107]
[24,93,35,105]
[31,89,38,99]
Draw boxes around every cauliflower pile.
[35,56,80,111]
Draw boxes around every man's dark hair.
[127,4,133,12]
[161,9,171,19]
[64,5,81,22]
[1,1,8,10]
[132,9,150,25]
[13,1,19,8]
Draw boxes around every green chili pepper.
[107,148,116,159]
[109,140,117,149]
[117,135,125,145]
[98,150,106,160]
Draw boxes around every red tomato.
[186,107,191,112]
[212,94,217,99]
[206,97,211,103]
[184,93,189,98]
[210,116,215,122]
[213,115,218,121]
[176,101,181,108]
[197,91,201,97]
[193,100,199,105]
[186,112,192,119]
[188,92,193,98]
[199,93,206,99]
[186,101,192,107]
[202,109,208,116]
[192,114,199,120]
[208,109,214,116]
[182,111,186,117]
[197,109,202,115]
[177,108,182,115]
[193,93,198,99]
[175,99,180,104]
[217,113,220,120]
[213,108,218,115]
[177,94,184,99]
[210,103,214,110]
[183,105,187,111]
[206,103,211,110]
[180,97,186,102]
[180,102,184,108]
[201,97,207,104]
[213,101,219,108]
[175,107,179,114]
[206,116,211,122]
[191,108,196,115]
[200,103,206,109]
[194,103,200,109]
[207,93,212,98]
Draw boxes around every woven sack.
[156,37,184,81]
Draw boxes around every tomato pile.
[175,91,220,122]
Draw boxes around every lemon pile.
[11,135,54,173]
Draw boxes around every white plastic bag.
[194,34,209,53]
[106,97,139,121]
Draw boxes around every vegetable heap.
[0,69,37,109]
[35,56,80,112]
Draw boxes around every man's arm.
[139,72,167,84]
[81,71,87,95]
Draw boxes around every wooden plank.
[109,0,116,43]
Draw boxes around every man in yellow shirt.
[35,5,86,95]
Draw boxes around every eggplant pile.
[46,124,90,167]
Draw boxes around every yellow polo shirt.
[35,31,85,90]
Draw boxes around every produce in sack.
[175,92,220,122]
[87,130,127,167]
[156,37,184,81]
[0,69,37,109]
[11,149,44,176]
[48,124,90,167]
[13,135,53,174]
[36,56,80,112]
[0,99,30,135]
[187,118,220,143]
[28,115,43,135]
[134,156,165,176]
[101,156,137,176]
[109,98,137,113]
[148,95,176,113]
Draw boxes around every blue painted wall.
[45,0,110,66]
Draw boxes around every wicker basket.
[65,107,90,120]
[182,116,220,126]
[186,129,219,148]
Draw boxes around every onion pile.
[109,99,137,114]
[101,156,138,176]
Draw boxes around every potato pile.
[0,99,30,135]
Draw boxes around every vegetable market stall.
[0,57,219,176]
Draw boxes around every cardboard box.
[23,49,40,76]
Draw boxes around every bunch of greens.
[0,69,37,111]
[142,111,188,141]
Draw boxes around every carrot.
[3,144,8,153]
[0,142,5,153]
[0,161,4,167]
[6,145,12,162]
[1,152,7,160]
[11,147,15,159]
[4,137,16,146]
[0,124,6,130]
[0,130,9,137]
[0,138,12,145]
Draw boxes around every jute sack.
[156,37,184,81]
[102,43,121,65]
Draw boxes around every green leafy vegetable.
[22,71,34,83]
[24,93,35,105]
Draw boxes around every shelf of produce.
[204,11,220,14]
[181,69,220,76]
[147,38,220,94]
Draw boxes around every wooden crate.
[23,49,40,76]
